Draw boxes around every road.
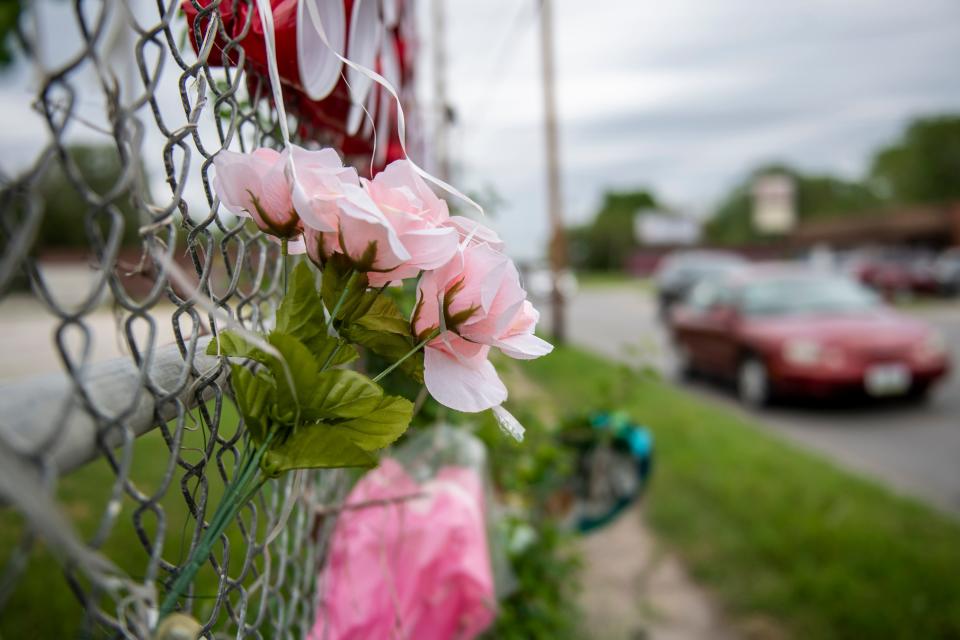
[561,285,960,517]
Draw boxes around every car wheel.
[737,357,771,408]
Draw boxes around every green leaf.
[342,324,424,382]
[274,262,357,364]
[260,426,377,476]
[321,255,368,323]
[259,392,412,476]
[315,338,359,369]
[305,369,383,420]
[264,333,318,413]
[329,394,414,451]
[275,262,319,329]
[229,364,275,443]
[206,332,264,362]
[352,294,413,336]
[275,262,324,337]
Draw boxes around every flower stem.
[326,270,357,330]
[281,238,289,295]
[157,431,276,621]
[320,338,345,371]
[372,329,441,383]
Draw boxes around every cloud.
[2,0,959,264]
[433,0,960,259]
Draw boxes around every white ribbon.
[254,0,483,220]
[254,0,291,147]
[298,0,485,218]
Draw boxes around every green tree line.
[707,114,960,244]
[568,114,960,268]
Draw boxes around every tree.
[705,165,882,245]
[567,189,659,271]
[704,181,756,245]
[707,113,960,244]
[35,144,144,250]
[870,115,960,204]
[0,0,22,67]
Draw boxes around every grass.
[7,346,960,639]
[0,402,280,639]
[576,270,652,291]
[891,295,959,312]
[515,345,960,640]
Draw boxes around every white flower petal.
[492,405,525,442]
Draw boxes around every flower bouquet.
[158,145,551,618]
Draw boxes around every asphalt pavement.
[560,284,960,517]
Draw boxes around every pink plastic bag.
[310,458,495,640]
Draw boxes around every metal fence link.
[0,1,348,636]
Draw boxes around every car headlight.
[783,339,822,366]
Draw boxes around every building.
[633,208,701,246]
[790,202,960,249]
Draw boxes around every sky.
[423,0,960,259]
[1,1,959,262]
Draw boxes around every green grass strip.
[517,345,960,640]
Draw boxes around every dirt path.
[577,504,739,640]
[501,360,740,640]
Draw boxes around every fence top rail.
[0,338,220,475]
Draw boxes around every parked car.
[668,266,950,406]
[654,250,747,317]
[935,248,960,295]
[845,250,938,298]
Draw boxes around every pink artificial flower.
[291,145,410,273]
[362,160,460,287]
[289,145,358,232]
[301,226,337,268]
[413,242,552,415]
[212,148,302,239]
[446,215,504,250]
[422,334,507,414]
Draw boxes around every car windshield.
[739,276,879,316]
[662,257,743,282]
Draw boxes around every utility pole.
[431,0,451,182]
[538,0,567,342]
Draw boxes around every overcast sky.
[425,0,960,259]
[2,1,959,263]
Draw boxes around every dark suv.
[655,250,747,317]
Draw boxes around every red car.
[669,266,950,406]
[847,253,939,297]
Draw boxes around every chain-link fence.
[0,1,352,637]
